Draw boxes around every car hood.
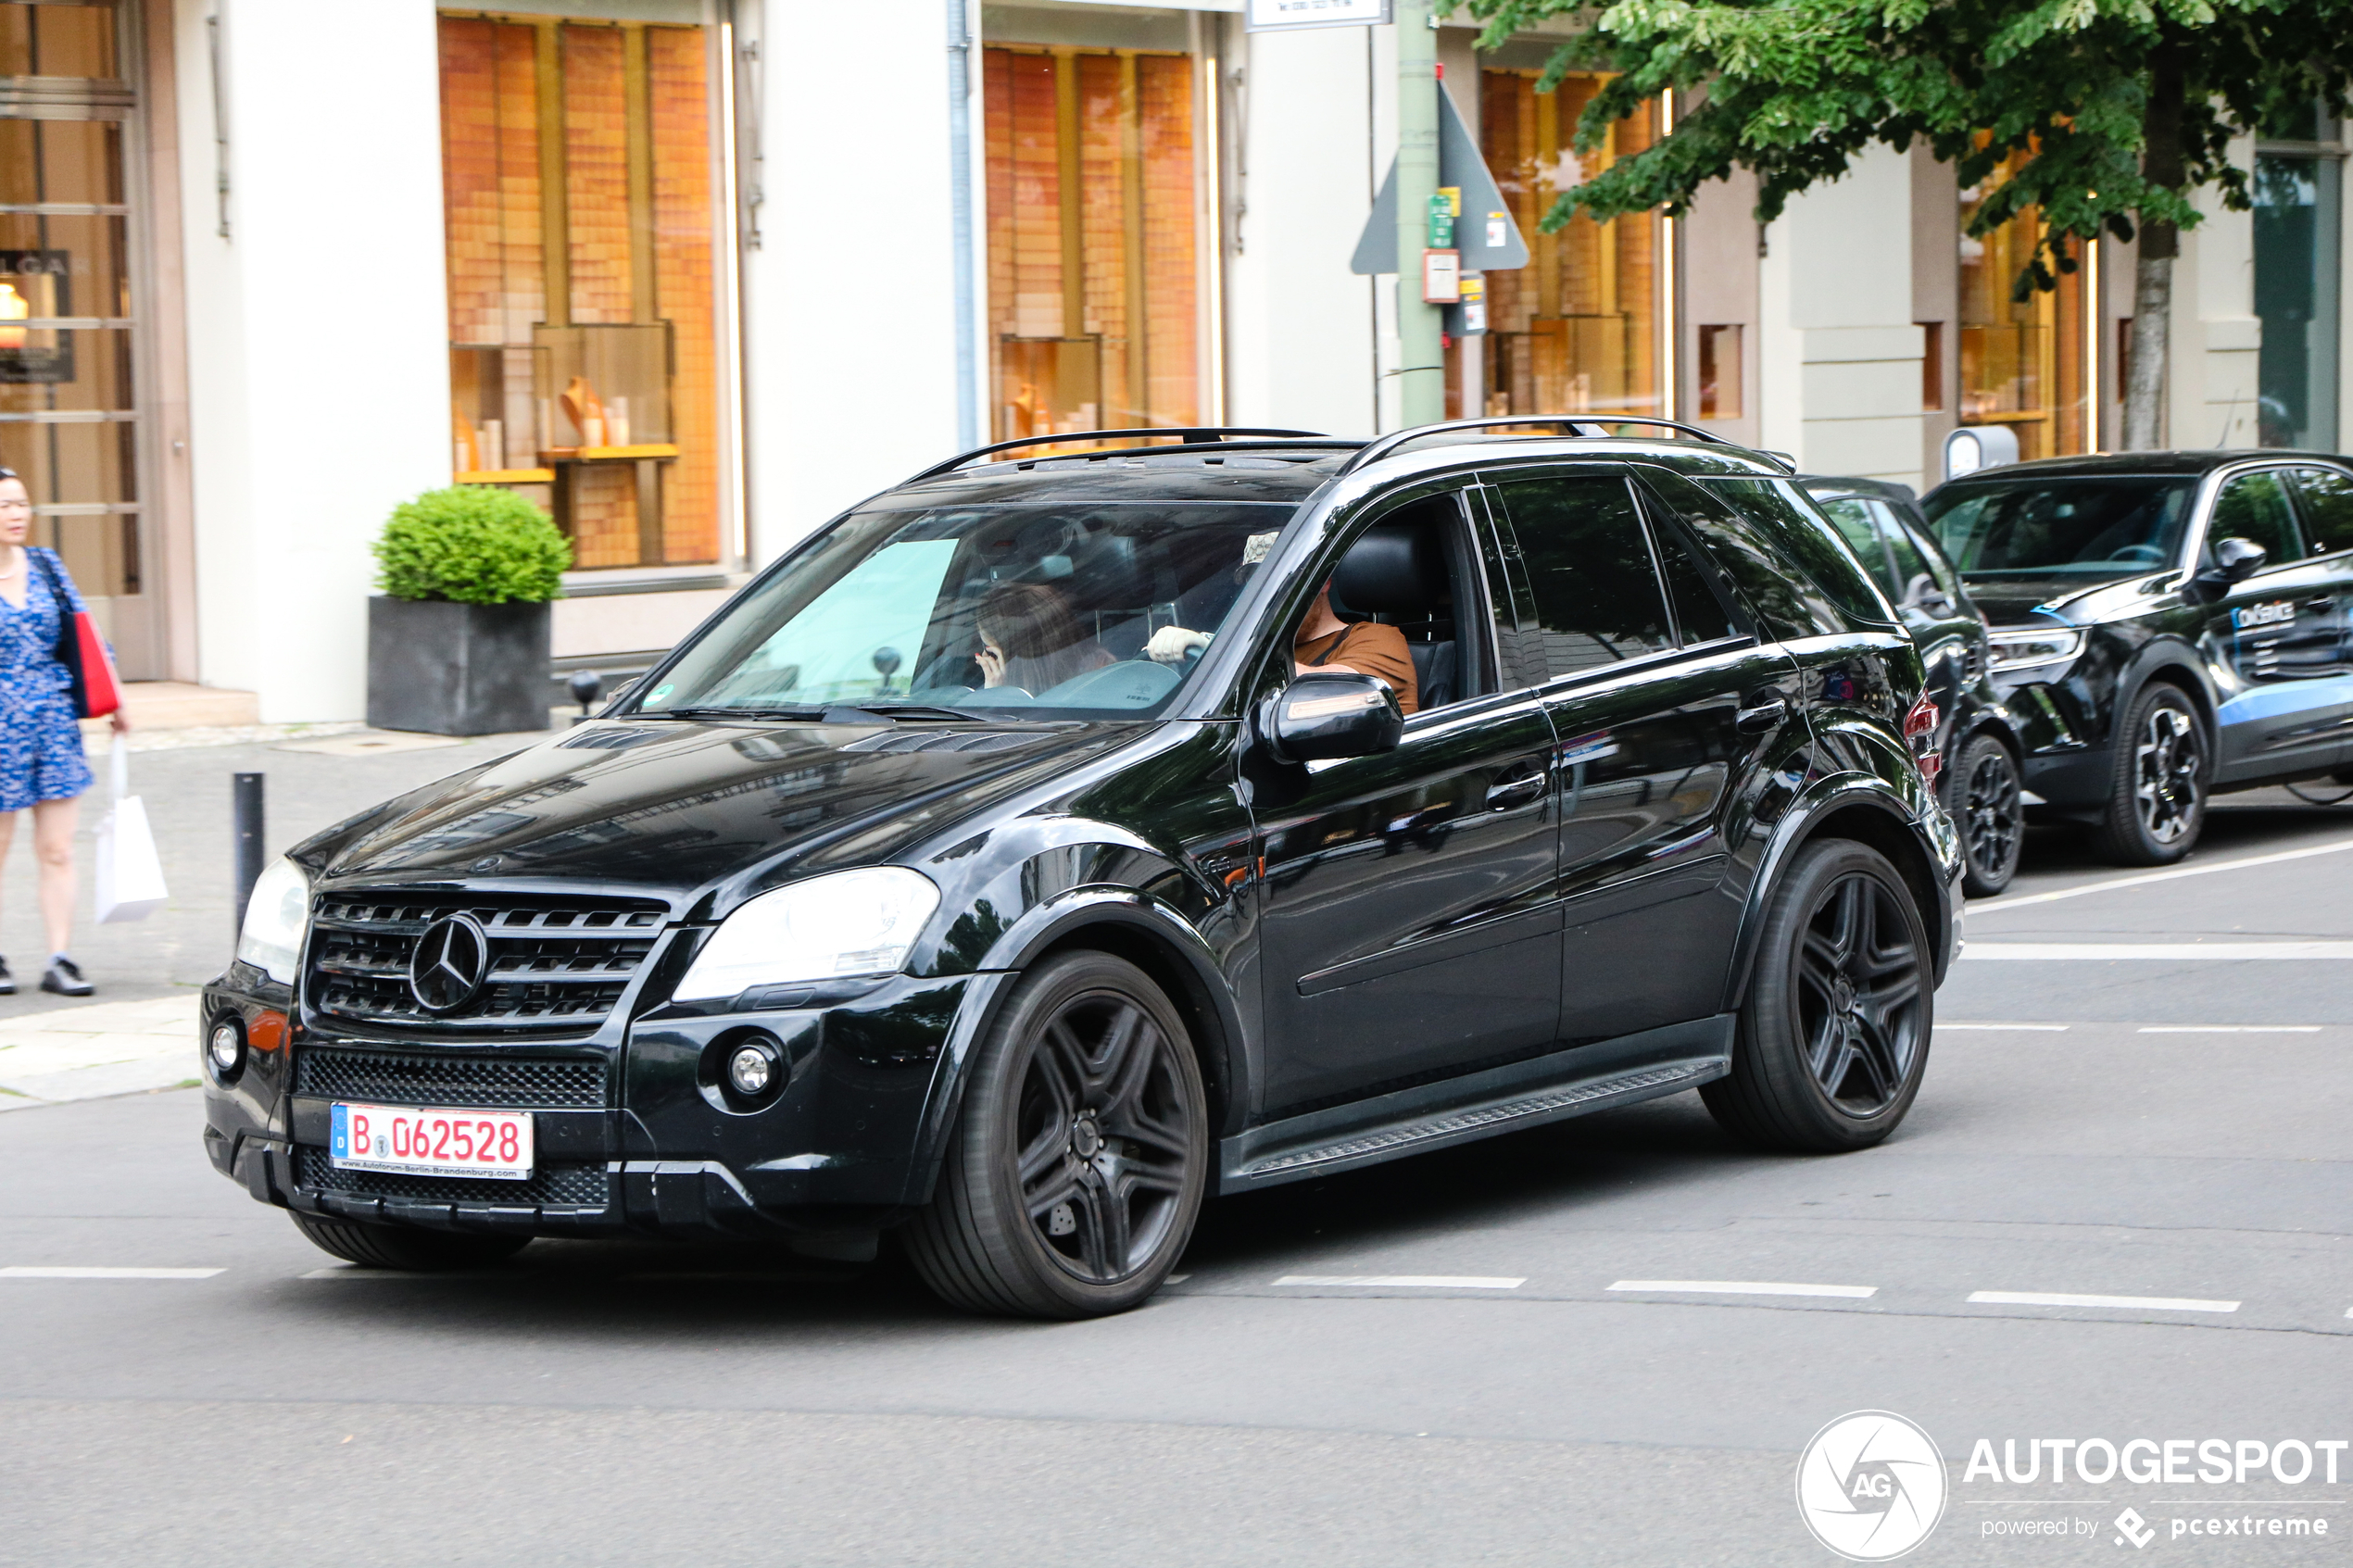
[296,718,1155,914]
[1958,572,2143,626]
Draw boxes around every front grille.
[308,892,665,1032]
[292,1046,607,1109]
[294,1144,609,1208]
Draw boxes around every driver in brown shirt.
[1289,581,1418,715]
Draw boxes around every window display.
[1479,68,1664,422]
[437,11,724,570]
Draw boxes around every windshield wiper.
[642,703,979,725]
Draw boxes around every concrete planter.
[366,596,551,736]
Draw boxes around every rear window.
[1694,477,1900,628]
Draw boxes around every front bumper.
[201,970,1010,1243]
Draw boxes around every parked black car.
[1921,451,2353,863]
[1800,475,2023,895]
[203,419,1961,1320]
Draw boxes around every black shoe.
[40,957,91,997]
[0,958,13,995]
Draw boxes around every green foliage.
[1466,0,2353,295]
[373,484,573,605]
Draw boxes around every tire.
[2091,683,2208,866]
[1947,731,2022,897]
[904,951,1208,1319]
[291,1212,530,1271]
[1702,839,1933,1153]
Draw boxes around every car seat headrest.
[1329,524,1442,619]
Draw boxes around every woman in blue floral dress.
[0,468,130,996]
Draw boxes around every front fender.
[902,886,1255,1206]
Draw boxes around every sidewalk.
[0,727,558,1071]
[0,993,202,1109]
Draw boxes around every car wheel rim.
[1964,748,2020,878]
[1014,990,1194,1284]
[1794,872,1923,1115]
[2133,705,2202,844]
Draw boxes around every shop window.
[1919,321,1944,410]
[1959,153,2091,460]
[437,12,724,571]
[983,44,1202,443]
[1697,325,1741,419]
[1479,69,1663,422]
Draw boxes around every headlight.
[1986,626,2085,673]
[235,858,311,985]
[673,867,941,1003]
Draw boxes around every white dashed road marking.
[1274,1274,1525,1289]
[1964,942,2353,960]
[1939,1022,2070,1031]
[0,1266,223,1279]
[1968,835,2353,914]
[1607,1280,1878,1299]
[1968,1290,2240,1313]
[2138,1024,2322,1034]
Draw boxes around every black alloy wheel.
[1949,732,2022,897]
[2094,684,2207,866]
[1702,838,1932,1151]
[291,1212,530,1271]
[905,951,1207,1318]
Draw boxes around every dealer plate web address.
[331,1101,535,1180]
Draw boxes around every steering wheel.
[2106,544,2163,565]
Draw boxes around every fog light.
[727,1044,774,1098]
[208,1022,245,1076]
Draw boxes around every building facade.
[2,0,2341,720]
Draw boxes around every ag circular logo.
[1795,1410,1947,1561]
[409,912,491,1013]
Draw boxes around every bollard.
[567,670,603,726]
[233,772,265,939]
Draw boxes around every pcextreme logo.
[1797,1411,1950,1561]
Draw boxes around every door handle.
[1735,694,1790,734]
[1486,771,1547,811]
[2307,596,2338,609]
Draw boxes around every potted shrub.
[367,485,573,735]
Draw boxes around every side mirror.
[2194,536,2267,600]
[1901,573,1954,617]
[2212,536,2268,582]
[1259,673,1403,765]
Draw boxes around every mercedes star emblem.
[409,912,491,1013]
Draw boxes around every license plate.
[330,1101,535,1180]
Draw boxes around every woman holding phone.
[0,467,129,996]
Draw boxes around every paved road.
[2,786,2350,1565]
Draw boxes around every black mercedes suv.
[1922,451,2353,863]
[203,418,1961,1320]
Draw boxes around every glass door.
[0,0,151,671]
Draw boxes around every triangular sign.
[1350,86,1529,275]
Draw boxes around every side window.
[2209,470,2303,567]
[1652,519,1740,645]
[1471,492,1550,692]
[2289,467,2353,557]
[1490,473,1674,680]
[1815,496,1900,597]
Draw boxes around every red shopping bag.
[32,550,120,719]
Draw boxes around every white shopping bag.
[94,743,168,923]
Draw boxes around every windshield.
[1923,476,2197,583]
[633,501,1296,720]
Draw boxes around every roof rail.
[905,426,1341,484]
[1334,415,1782,478]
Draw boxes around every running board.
[1219,1016,1732,1193]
